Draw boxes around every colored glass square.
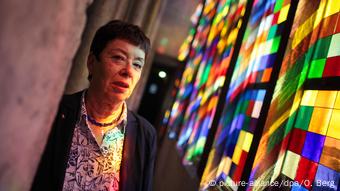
[261,68,272,82]
[242,131,253,152]
[313,165,340,191]
[327,109,340,139]
[295,106,314,130]
[334,91,340,109]
[272,12,280,25]
[301,90,318,106]
[278,4,290,24]
[268,25,278,40]
[274,0,284,13]
[271,36,281,54]
[221,157,232,176]
[288,128,307,154]
[256,90,266,100]
[323,56,340,77]
[308,58,326,79]
[302,132,326,163]
[242,116,251,131]
[308,107,332,135]
[314,91,337,108]
[295,157,318,190]
[236,130,246,150]
[251,101,263,118]
[248,118,257,133]
[282,151,300,180]
[313,36,332,60]
[319,137,340,172]
[246,100,255,116]
[232,145,242,165]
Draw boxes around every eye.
[133,62,143,69]
[111,55,126,62]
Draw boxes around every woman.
[31,20,157,191]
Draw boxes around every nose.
[118,60,133,78]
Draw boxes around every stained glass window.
[201,0,293,189]
[163,0,340,190]
[248,0,340,190]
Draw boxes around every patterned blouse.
[62,92,127,191]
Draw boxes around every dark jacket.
[31,91,157,191]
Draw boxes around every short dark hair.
[90,20,151,60]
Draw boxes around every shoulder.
[127,110,157,140]
[59,90,84,110]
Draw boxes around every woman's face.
[87,38,145,103]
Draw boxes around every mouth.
[112,81,129,89]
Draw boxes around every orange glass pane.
[319,137,340,171]
[308,107,332,135]
[334,91,340,109]
[314,90,337,108]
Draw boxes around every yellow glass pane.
[278,4,290,24]
[334,91,340,109]
[301,90,318,106]
[216,155,227,177]
[243,132,253,152]
[327,109,340,139]
[309,107,332,135]
[232,146,242,165]
[222,157,232,175]
[282,151,300,180]
[236,130,246,149]
[315,90,337,108]
[324,0,340,18]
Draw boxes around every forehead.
[104,39,145,58]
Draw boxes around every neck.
[85,89,123,124]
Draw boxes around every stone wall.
[0,0,92,190]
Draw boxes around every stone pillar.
[0,0,91,190]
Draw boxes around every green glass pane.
[313,36,332,59]
[242,116,251,131]
[274,0,284,13]
[270,36,281,54]
[295,106,314,130]
[201,62,212,86]
[267,25,278,40]
[241,100,250,113]
[235,101,243,114]
[308,58,326,78]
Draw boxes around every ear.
[87,53,96,76]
